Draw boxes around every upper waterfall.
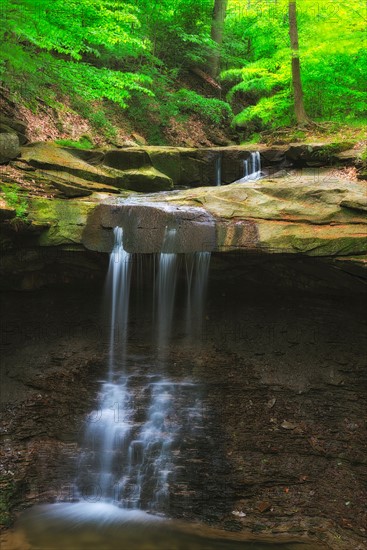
[239,151,262,182]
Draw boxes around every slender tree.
[208,0,228,78]
[288,0,309,123]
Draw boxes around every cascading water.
[240,151,262,182]
[107,227,132,377]
[75,225,210,514]
[157,227,178,358]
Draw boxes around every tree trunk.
[288,1,308,124]
[208,0,228,78]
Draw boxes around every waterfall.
[106,227,132,377]
[157,227,178,357]
[215,155,222,186]
[76,226,210,513]
[240,151,262,182]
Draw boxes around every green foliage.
[134,0,214,67]
[1,184,28,219]
[0,0,153,110]
[222,0,367,130]
[173,90,232,124]
[0,0,365,140]
[55,136,94,149]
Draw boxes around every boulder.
[0,133,20,163]
[0,123,28,145]
[0,116,28,147]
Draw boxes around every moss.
[257,222,367,257]
[28,197,97,246]
[0,184,28,219]
[55,136,94,149]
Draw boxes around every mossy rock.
[255,220,367,256]
[28,197,97,246]
[114,167,173,192]
[39,170,120,195]
[0,196,16,221]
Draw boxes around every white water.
[239,151,262,182]
[75,226,210,513]
[157,227,179,357]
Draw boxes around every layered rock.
[79,178,367,266]
[19,143,174,195]
[12,141,367,197]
